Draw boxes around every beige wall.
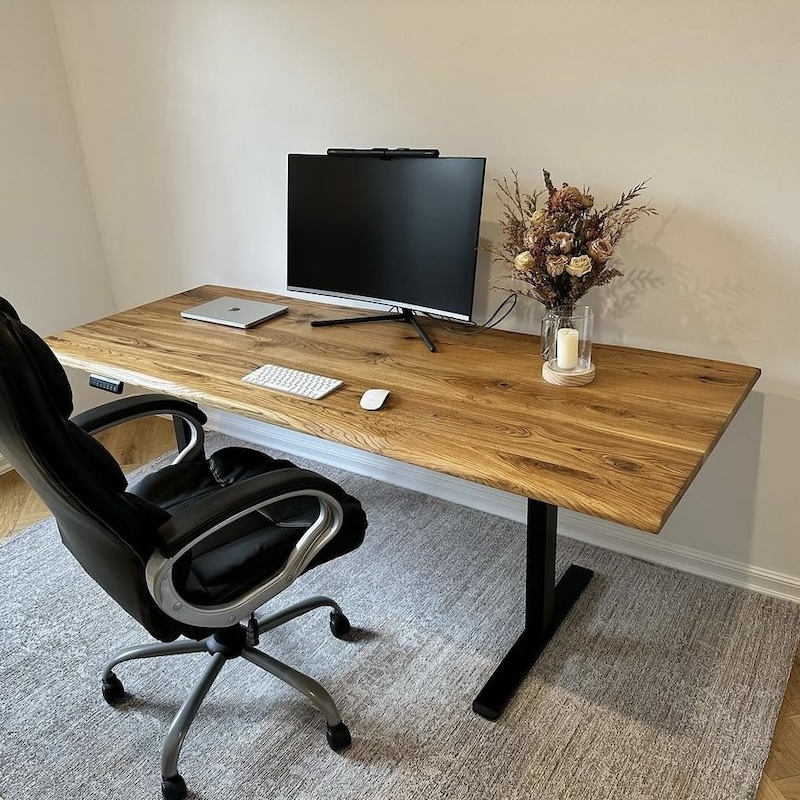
[0,0,114,412]
[47,2,800,579]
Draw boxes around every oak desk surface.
[47,285,760,534]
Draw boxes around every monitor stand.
[311,308,436,352]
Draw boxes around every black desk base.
[472,499,594,720]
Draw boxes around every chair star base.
[101,598,352,800]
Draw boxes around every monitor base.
[311,308,436,352]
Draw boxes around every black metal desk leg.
[472,499,594,720]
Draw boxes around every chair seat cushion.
[129,447,366,605]
[129,447,300,516]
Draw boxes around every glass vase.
[540,305,574,360]
[540,305,593,374]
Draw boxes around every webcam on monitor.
[326,147,440,158]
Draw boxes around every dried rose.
[523,227,538,250]
[514,251,535,272]
[530,208,547,227]
[587,237,614,264]
[566,255,592,277]
[583,222,600,241]
[546,255,569,277]
[549,231,574,254]
[550,186,594,214]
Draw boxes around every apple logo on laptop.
[228,306,241,312]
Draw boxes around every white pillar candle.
[556,327,579,370]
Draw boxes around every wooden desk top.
[47,285,760,534]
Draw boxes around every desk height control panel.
[89,374,124,394]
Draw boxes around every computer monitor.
[286,152,486,325]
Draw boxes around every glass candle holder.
[542,305,593,374]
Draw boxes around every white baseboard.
[203,408,800,604]
[0,454,10,477]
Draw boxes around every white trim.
[0,454,11,477]
[203,408,800,604]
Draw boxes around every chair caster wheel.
[326,721,351,751]
[329,611,351,639]
[101,672,125,705]
[161,773,187,800]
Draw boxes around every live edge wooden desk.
[46,285,761,720]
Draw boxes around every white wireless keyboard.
[242,363,343,400]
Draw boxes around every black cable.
[420,293,518,336]
[482,292,518,329]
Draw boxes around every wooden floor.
[0,416,175,539]
[0,416,798,799]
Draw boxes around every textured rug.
[1,434,799,800]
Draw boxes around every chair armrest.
[154,468,342,558]
[145,469,346,629]
[71,393,207,463]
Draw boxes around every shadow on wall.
[477,202,797,378]
[593,205,767,363]
[660,390,763,565]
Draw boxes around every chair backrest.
[0,299,183,641]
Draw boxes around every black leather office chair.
[0,298,368,800]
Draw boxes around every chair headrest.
[0,297,21,322]
[0,296,74,419]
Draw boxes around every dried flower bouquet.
[490,169,657,311]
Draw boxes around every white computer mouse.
[360,388,390,411]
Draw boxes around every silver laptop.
[180,296,288,329]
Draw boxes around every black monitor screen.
[287,154,486,321]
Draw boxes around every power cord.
[418,293,518,336]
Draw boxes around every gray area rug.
[1,433,799,800]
